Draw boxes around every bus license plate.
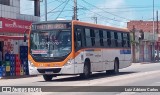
[45,71,53,74]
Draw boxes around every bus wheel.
[106,59,119,74]
[80,63,91,79]
[43,75,53,81]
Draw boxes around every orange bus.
[28,20,132,81]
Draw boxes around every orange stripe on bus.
[72,20,129,32]
[74,48,131,58]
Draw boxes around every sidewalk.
[0,75,39,80]
[132,62,160,64]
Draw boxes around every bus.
[28,20,132,81]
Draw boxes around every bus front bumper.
[37,64,76,75]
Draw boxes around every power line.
[75,2,126,23]
[99,6,160,9]
[46,9,72,13]
[21,0,57,11]
[95,9,153,13]
[55,0,70,19]
[58,0,127,26]
[41,0,127,27]
[81,0,130,21]
[41,0,67,17]
[76,6,128,27]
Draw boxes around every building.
[0,0,40,77]
[127,20,159,62]
[0,0,40,59]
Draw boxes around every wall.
[0,0,40,22]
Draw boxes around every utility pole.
[157,10,159,61]
[132,25,136,63]
[152,0,155,62]
[157,11,159,34]
[92,17,97,24]
[45,0,47,21]
[73,0,77,20]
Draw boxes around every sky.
[20,0,160,28]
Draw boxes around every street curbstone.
[0,75,39,80]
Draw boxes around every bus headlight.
[28,60,35,67]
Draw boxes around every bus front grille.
[37,68,61,73]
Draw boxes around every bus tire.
[80,62,91,79]
[106,59,119,74]
[43,75,53,81]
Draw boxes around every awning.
[0,17,32,33]
[0,35,25,40]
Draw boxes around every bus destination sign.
[32,23,70,30]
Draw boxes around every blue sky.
[20,0,160,28]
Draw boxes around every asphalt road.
[0,63,160,95]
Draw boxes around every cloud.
[84,0,135,28]
[20,0,34,15]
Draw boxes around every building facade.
[127,20,159,62]
[0,0,40,57]
[0,0,40,77]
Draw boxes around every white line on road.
[116,92,137,95]
[70,70,160,86]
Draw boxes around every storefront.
[0,17,31,59]
[0,17,31,77]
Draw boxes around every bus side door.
[74,27,85,74]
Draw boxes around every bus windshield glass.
[30,29,71,58]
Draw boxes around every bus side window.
[85,28,92,47]
[107,31,111,46]
[103,30,107,47]
[75,28,82,49]
[122,33,127,47]
[127,33,130,47]
[121,33,124,47]
[95,29,100,47]
[99,30,104,47]
[111,31,115,47]
[114,32,118,47]
[90,29,95,47]
[118,32,122,47]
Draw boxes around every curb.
[0,75,38,79]
[140,62,151,64]
[132,62,158,64]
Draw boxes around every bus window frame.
[74,25,86,51]
[73,25,131,50]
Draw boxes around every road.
[0,63,160,95]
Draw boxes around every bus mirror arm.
[24,29,29,42]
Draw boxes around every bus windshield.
[30,30,71,58]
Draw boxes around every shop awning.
[0,17,32,33]
[0,35,25,40]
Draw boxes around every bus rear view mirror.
[24,29,29,42]
[24,34,27,42]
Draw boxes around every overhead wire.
[74,1,126,23]
[21,0,57,11]
[41,0,67,17]
[55,0,70,20]
[81,0,130,21]
[53,0,128,25]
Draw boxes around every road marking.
[155,82,160,84]
[116,92,137,95]
[70,70,160,86]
